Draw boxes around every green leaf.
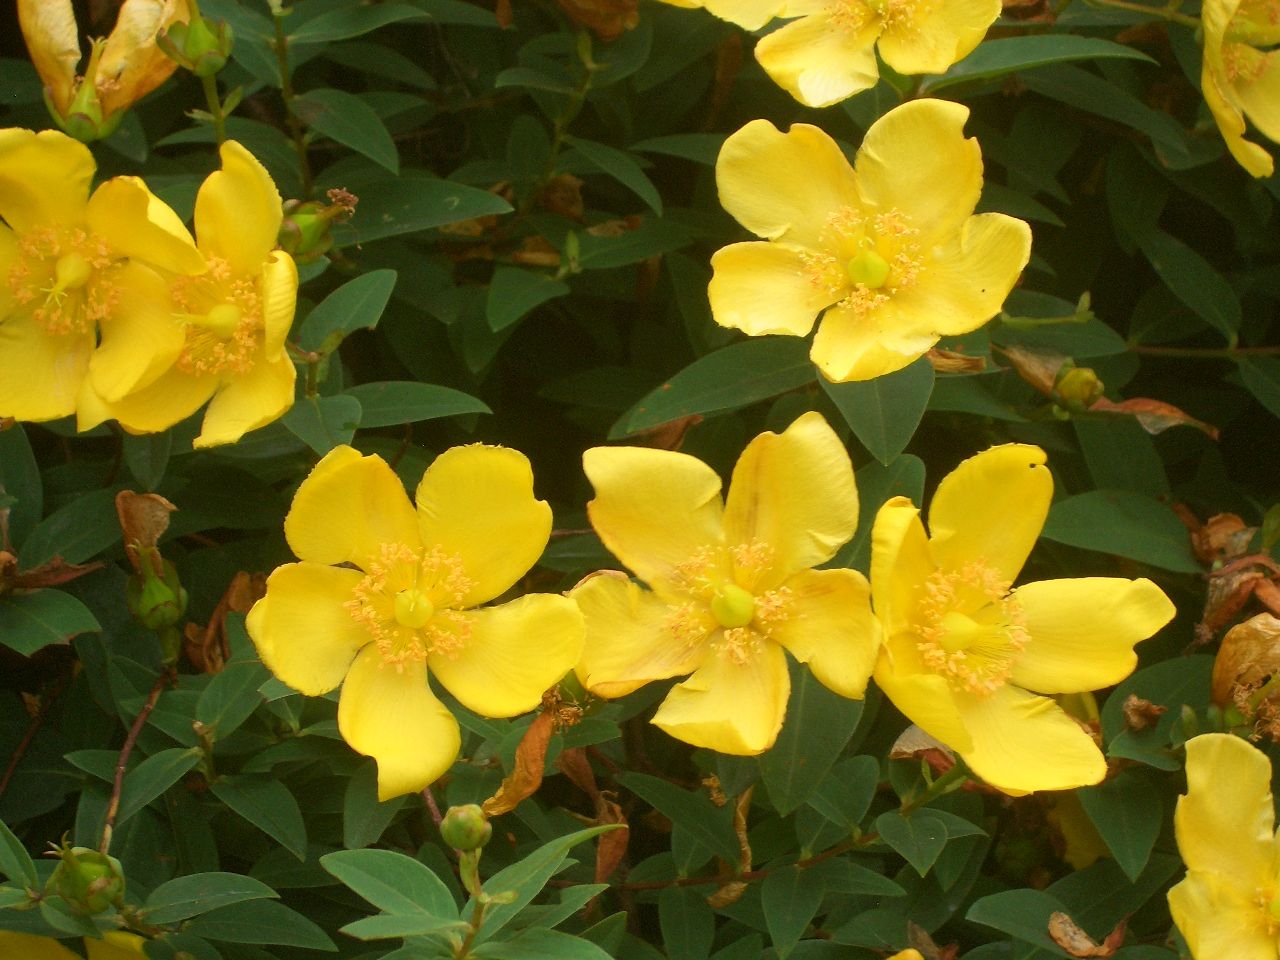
[121,431,171,491]
[493,67,577,95]
[820,357,934,464]
[344,381,490,428]
[564,136,663,215]
[184,899,335,950]
[758,666,865,815]
[1042,490,1201,573]
[616,773,739,863]
[340,913,470,940]
[289,2,428,43]
[18,486,120,568]
[408,0,503,26]
[342,763,409,850]
[874,808,981,876]
[631,134,725,165]
[474,927,617,960]
[1238,358,1280,418]
[143,872,279,924]
[0,424,41,546]
[762,865,827,960]
[282,395,363,455]
[332,176,513,245]
[923,35,1155,92]
[0,820,36,888]
[575,217,693,269]
[211,776,308,860]
[1101,656,1214,771]
[966,888,1072,955]
[0,590,100,656]
[118,748,203,826]
[658,886,714,960]
[298,270,398,353]
[807,756,880,830]
[1138,230,1240,339]
[293,89,399,173]
[1077,770,1163,882]
[196,661,267,740]
[321,848,457,917]
[486,267,571,332]
[613,337,814,437]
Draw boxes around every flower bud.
[45,842,125,914]
[158,15,234,78]
[1054,365,1105,410]
[277,190,357,264]
[440,804,492,852]
[126,555,188,631]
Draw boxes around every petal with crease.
[769,567,880,698]
[708,241,834,337]
[0,128,92,232]
[194,353,296,448]
[1174,733,1276,880]
[90,262,185,402]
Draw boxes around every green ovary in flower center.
[171,257,265,376]
[846,248,891,289]
[8,226,118,336]
[711,583,756,628]
[914,560,1029,696]
[394,588,435,629]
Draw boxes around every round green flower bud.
[440,804,492,852]
[46,844,125,914]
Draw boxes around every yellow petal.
[715,119,861,248]
[1168,871,1276,960]
[98,0,188,116]
[753,13,881,108]
[854,99,983,244]
[1009,577,1175,693]
[429,593,583,717]
[708,242,833,337]
[572,572,710,699]
[926,444,1051,584]
[284,446,420,570]
[16,0,80,116]
[261,250,299,354]
[76,365,214,434]
[876,0,999,75]
[809,301,939,383]
[1203,64,1274,177]
[193,353,296,448]
[1234,45,1280,143]
[869,496,935,640]
[89,262,185,402]
[245,562,369,696]
[87,931,150,960]
[722,411,857,587]
[701,0,787,30]
[873,639,973,753]
[338,646,461,801]
[85,176,204,275]
[583,445,726,593]
[768,567,880,698]
[953,685,1105,794]
[195,140,284,276]
[1174,733,1277,880]
[0,932,79,960]
[0,128,93,233]
[652,638,790,754]
[415,444,552,607]
[0,313,91,422]
[894,213,1032,337]
[0,224,17,317]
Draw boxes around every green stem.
[271,9,314,197]
[900,761,970,815]
[1086,0,1200,28]
[201,73,227,145]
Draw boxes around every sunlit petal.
[85,176,204,275]
[708,242,832,337]
[0,312,91,422]
[876,0,999,75]
[194,140,284,275]
[1168,871,1277,960]
[89,262,185,402]
[869,497,934,639]
[76,366,214,435]
[874,639,973,753]
[810,300,939,383]
[1175,733,1277,880]
[753,13,880,109]
[0,128,93,232]
[769,567,880,698]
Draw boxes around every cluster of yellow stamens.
[171,257,265,377]
[913,560,1029,696]
[345,542,477,669]
[825,0,924,36]
[8,227,116,336]
[799,206,923,318]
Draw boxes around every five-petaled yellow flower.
[1201,0,1280,177]
[1169,733,1280,960]
[0,930,148,960]
[0,127,204,423]
[18,0,192,141]
[246,444,584,800]
[870,444,1174,794]
[709,99,1031,384]
[572,412,880,755]
[78,140,299,448]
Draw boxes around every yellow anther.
[847,249,891,289]
[394,589,435,629]
[711,583,756,629]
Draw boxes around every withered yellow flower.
[247,444,584,800]
[573,412,880,755]
[870,444,1175,794]
[1201,0,1280,177]
[709,100,1031,383]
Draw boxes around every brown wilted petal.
[927,348,987,374]
[1088,396,1220,440]
[1120,694,1166,731]
[1211,612,1280,706]
[115,491,176,574]
[997,344,1069,396]
[1047,912,1126,958]
[482,706,557,816]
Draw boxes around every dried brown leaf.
[1047,912,1126,958]
[483,707,556,816]
[1212,612,1280,705]
[1088,396,1220,440]
[1120,694,1166,731]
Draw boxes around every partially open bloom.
[0,931,148,960]
[0,128,204,423]
[18,0,192,141]
[572,412,880,754]
[709,100,1031,383]
[870,444,1175,794]
[78,140,298,448]
[246,444,584,800]
[1169,733,1280,959]
[1201,0,1280,177]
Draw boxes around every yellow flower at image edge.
[572,412,881,755]
[0,128,205,423]
[78,140,299,448]
[246,444,584,800]
[709,99,1031,384]
[870,444,1175,794]
[1201,0,1280,177]
[1169,733,1280,960]
[0,930,147,960]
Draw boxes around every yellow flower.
[1169,733,1280,960]
[1201,0,1280,177]
[709,100,1031,383]
[78,140,299,448]
[0,127,205,423]
[0,930,148,959]
[246,444,584,800]
[18,0,192,141]
[572,412,880,755]
[870,444,1175,794]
